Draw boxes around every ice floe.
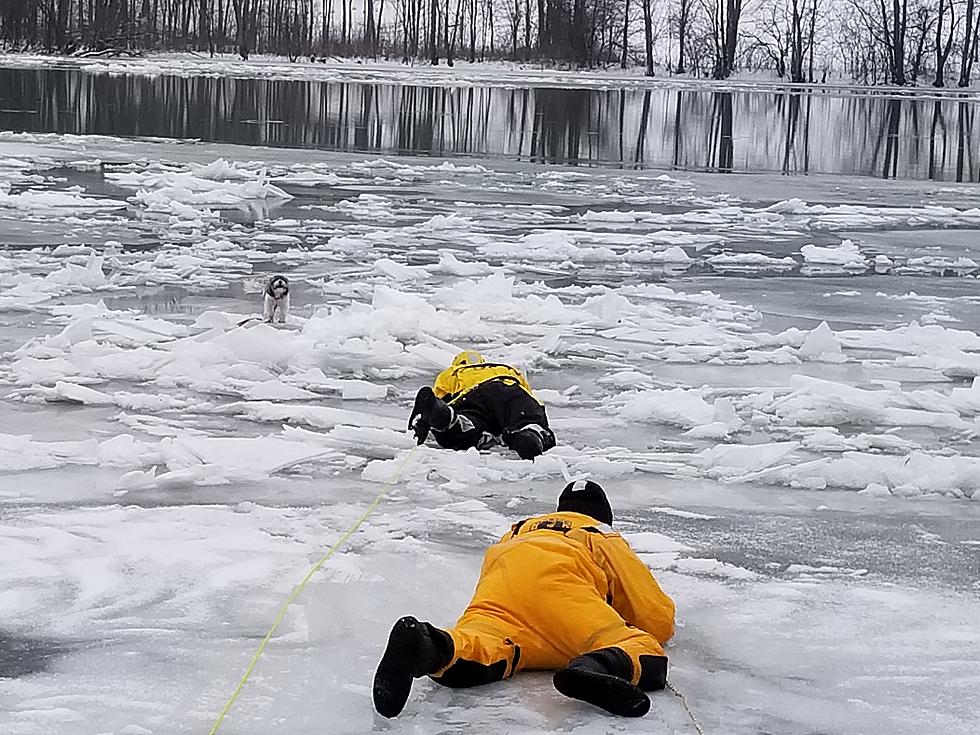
[801,239,867,268]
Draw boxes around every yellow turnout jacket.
[473,511,676,646]
[433,351,539,405]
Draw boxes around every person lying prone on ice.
[407,350,556,460]
[373,480,676,719]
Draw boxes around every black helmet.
[557,480,613,526]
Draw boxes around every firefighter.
[408,350,556,460]
[373,480,675,718]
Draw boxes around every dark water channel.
[0,65,978,181]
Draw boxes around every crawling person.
[408,350,556,460]
[373,480,675,719]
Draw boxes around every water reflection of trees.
[776,92,811,174]
[709,93,734,172]
[879,98,903,178]
[528,88,590,163]
[955,102,976,183]
[1,68,977,182]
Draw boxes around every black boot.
[505,424,550,460]
[553,648,651,718]
[373,616,453,718]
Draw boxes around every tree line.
[1,0,979,87]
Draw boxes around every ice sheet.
[1,131,979,735]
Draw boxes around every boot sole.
[373,616,424,718]
[553,667,651,718]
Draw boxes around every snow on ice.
[0,128,978,735]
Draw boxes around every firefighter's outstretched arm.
[597,536,676,644]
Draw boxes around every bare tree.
[930,0,954,85]
[620,0,629,67]
[788,0,817,82]
[675,0,692,73]
[906,1,934,81]
[485,0,495,54]
[444,0,464,63]
[12,0,980,86]
[845,0,911,84]
[703,0,744,79]
[890,0,911,84]
[231,0,260,58]
[641,0,655,74]
[429,0,438,62]
[504,0,521,58]
[959,0,979,86]
[523,0,532,57]
[466,0,476,60]
[751,2,790,77]
[364,0,376,53]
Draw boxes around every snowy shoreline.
[2,50,979,98]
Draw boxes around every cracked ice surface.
[0,132,978,734]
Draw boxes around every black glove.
[409,406,431,445]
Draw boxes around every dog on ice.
[262,275,290,324]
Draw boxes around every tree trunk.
[620,0,629,69]
[444,0,452,64]
[959,0,977,87]
[909,14,927,82]
[891,0,907,85]
[468,0,476,61]
[448,0,464,63]
[789,0,814,83]
[641,0,653,76]
[340,0,347,47]
[510,1,519,59]
[199,0,210,50]
[364,0,375,54]
[429,0,438,63]
[523,0,530,59]
[536,0,544,54]
[807,0,816,81]
[572,0,587,65]
[676,0,688,74]
[487,0,494,55]
[713,0,742,79]
[233,0,252,58]
[723,0,742,78]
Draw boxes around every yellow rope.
[667,681,706,735]
[207,446,419,735]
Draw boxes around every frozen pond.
[1,58,979,735]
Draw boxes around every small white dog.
[262,275,290,324]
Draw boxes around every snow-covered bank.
[1,51,979,98]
